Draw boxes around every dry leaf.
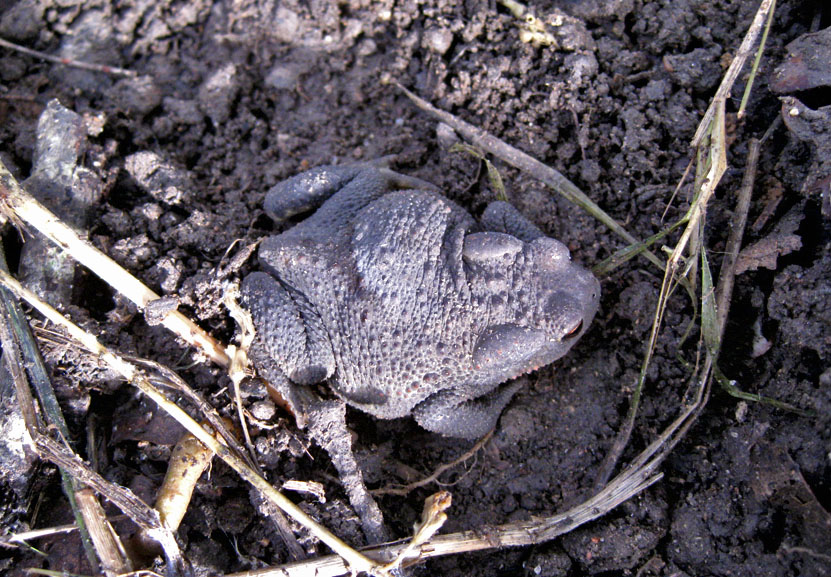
[736,233,802,274]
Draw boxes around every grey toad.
[242,165,600,439]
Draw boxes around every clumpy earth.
[0,1,829,576]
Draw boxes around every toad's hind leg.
[264,165,368,221]
[241,272,388,544]
[305,399,388,543]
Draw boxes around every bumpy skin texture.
[243,165,600,439]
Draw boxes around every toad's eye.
[563,319,583,340]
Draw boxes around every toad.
[242,164,600,439]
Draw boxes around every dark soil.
[1,1,829,576]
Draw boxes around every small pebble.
[250,399,277,421]
[265,64,300,90]
[424,27,453,55]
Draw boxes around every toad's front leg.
[412,380,525,439]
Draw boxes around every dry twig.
[715,139,760,340]
[0,36,137,78]
[372,430,493,497]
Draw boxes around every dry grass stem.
[0,161,231,368]
[75,488,133,576]
[1,523,77,547]
[0,517,128,548]
[0,269,381,576]
[738,0,777,118]
[691,0,777,147]
[282,480,327,502]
